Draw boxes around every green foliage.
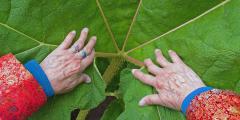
[1,0,240,119]
[117,69,185,120]
[101,99,124,120]
[29,61,106,120]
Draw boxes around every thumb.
[139,94,161,106]
[73,73,91,87]
[139,93,180,110]
[78,73,91,84]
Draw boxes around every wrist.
[25,60,55,97]
[181,86,213,115]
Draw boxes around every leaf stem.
[105,92,119,98]
[95,52,119,58]
[102,57,124,84]
[76,110,89,120]
[124,55,144,67]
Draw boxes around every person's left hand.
[132,49,206,110]
[40,28,96,94]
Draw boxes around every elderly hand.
[40,28,96,94]
[132,49,206,110]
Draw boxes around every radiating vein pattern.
[1,0,240,119]
[122,0,142,51]
[123,0,226,52]
[126,0,230,54]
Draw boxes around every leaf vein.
[0,23,58,47]
[122,0,142,51]
[15,44,42,56]
[96,0,120,52]
[126,0,231,54]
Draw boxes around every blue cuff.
[181,86,213,115]
[24,60,54,97]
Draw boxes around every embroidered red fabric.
[0,54,47,120]
[187,89,240,120]
[1,53,240,120]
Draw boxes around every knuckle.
[156,81,162,89]
[162,72,170,78]
[78,41,84,46]
[142,74,147,79]
[84,47,91,53]
[149,66,156,73]
[75,64,81,70]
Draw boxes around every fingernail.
[155,49,160,53]
[71,30,76,34]
[168,50,173,53]
[85,77,91,83]
[92,36,97,41]
[83,27,89,32]
[132,69,137,74]
[139,98,146,106]
[144,58,151,62]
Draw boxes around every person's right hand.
[132,49,206,110]
[40,28,96,94]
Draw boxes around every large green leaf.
[117,69,185,120]
[1,0,108,119]
[101,99,124,120]
[1,0,240,119]
[29,60,106,120]
[127,0,240,90]
[0,0,117,58]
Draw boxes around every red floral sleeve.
[0,54,47,120]
[186,89,240,120]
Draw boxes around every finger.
[82,36,97,55]
[78,73,91,84]
[58,31,76,49]
[139,94,161,106]
[155,49,171,67]
[168,50,183,64]
[139,93,172,108]
[63,60,81,77]
[70,73,91,88]
[75,36,96,59]
[69,28,89,52]
[132,69,156,87]
[79,50,95,72]
[144,59,162,75]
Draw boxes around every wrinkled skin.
[40,28,96,94]
[132,49,206,110]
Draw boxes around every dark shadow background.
[71,96,116,120]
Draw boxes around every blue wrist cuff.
[181,86,213,115]
[24,60,54,97]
